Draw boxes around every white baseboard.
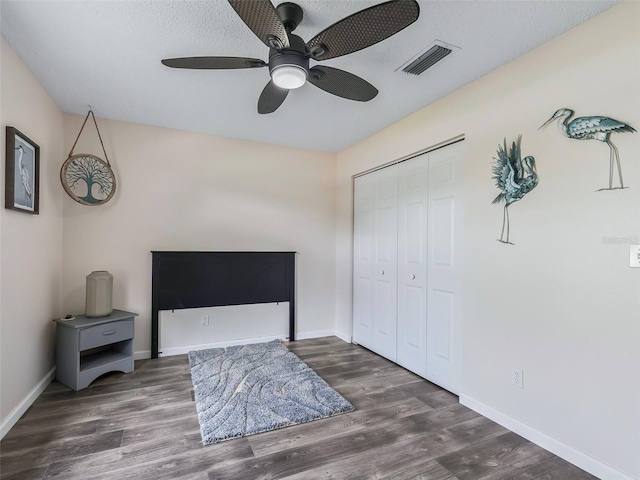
[459,394,636,480]
[334,330,352,343]
[157,334,289,357]
[1,366,56,440]
[296,330,336,340]
[142,330,353,358]
[295,330,351,343]
[134,350,151,360]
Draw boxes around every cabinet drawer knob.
[412,274,416,279]
[381,270,385,275]
[102,330,116,336]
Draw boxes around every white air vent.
[397,40,460,76]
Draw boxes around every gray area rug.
[188,340,354,445]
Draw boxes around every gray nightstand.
[53,309,138,391]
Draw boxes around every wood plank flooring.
[0,337,596,480]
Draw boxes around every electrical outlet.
[201,314,209,326]
[512,368,524,388]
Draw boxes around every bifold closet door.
[353,165,398,361]
[396,155,428,377]
[371,165,398,361]
[426,141,464,395]
[353,141,463,392]
[352,173,375,349]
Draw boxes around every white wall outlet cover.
[630,245,640,268]
[512,368,524,388]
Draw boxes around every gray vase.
[86,270,113,317]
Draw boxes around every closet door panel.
[432,289,453,359]
[433,198,454,266]
[397,156,428,377]
[371,165,398,361]
[353,174,375,348]
[427,142,464,394]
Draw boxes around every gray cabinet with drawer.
[54,310,138,390]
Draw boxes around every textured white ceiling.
[1,0,618,152]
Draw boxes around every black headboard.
[151,251,296,358]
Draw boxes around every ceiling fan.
[161,0,420,114]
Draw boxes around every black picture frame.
[5,126,39,214]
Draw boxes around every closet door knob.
[381,270,385,275]
[411,274,416,280]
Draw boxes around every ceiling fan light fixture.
[271,65,307,90]
[163,0,420,113]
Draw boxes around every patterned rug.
[188,340,354,445]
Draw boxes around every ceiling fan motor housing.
[268,34,309,77]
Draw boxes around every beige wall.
[1,4,638,477]
[61,115,337,356]
[0,36,64,425]
[336,3,639,479]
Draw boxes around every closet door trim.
[352,135,464,180]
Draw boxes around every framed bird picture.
[5,126,39,214]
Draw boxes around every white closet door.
[371,164,398,361]
[396,155,428,377]
[426,142,464,394]
[352,173,375,349]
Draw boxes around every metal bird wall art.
[492,135,539,245]
[539,108,636,191]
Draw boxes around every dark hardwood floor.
[0,337,596,480]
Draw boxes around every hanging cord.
[68,110,111,166]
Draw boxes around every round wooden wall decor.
[60,153,116,206]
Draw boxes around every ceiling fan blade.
[308,66,378,102]
[258,81,289,114]
[228,0,290,50]
[306,0,419,61]
[161,57,266,69]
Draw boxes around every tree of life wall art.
[61,110,116,206]
[60,154,116,206]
